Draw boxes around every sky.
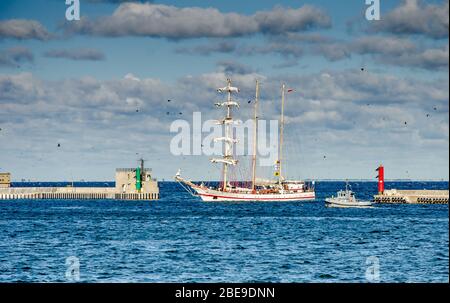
[0,0,448,181]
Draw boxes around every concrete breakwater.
[0,186,159,200]
[374,189,449,204]
[0,164,159,201]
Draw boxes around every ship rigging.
[175,78,315,202]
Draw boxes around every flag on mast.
[287,89,294,93]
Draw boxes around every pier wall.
[374,189,449,204]
[0,186,159,200]
[0,166,159,200]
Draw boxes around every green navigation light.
[136,167,142,191]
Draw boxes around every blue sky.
[0,0,448,181]
[0,0,429,80]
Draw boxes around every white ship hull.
[193,186,315,202]
[325,198,372,208]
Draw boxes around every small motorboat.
[325,182,373,208]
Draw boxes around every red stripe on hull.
[198,192,315,201]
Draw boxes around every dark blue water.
[0,181,448,282]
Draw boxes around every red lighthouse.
[376,165,384,194]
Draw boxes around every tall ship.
[175,79,315,202]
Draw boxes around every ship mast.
[211,79,239,192]
[223,79,232,191]
[278,84,286,185]
[251,80,259,192]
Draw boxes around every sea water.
[0,181,448,282]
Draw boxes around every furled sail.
[213,137,238,144]
[210,158,238,165]
[217,86,240,93]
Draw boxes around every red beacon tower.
[376,164,384,194]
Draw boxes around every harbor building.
[0,160,159,200]
[0,173,11,188]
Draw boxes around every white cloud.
[0,47,34,67]
[64,3,331,39]
[370,0,449,39]
[0,19,52,40]
[44,48,105,61]
[124,73,141,81]
[0,69,448,180]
